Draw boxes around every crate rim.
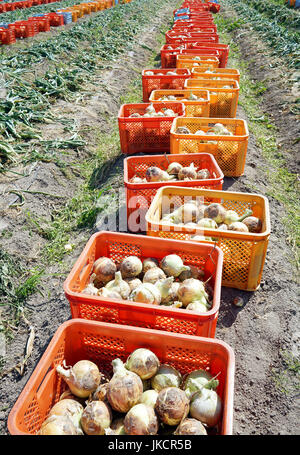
[118,102,186,119]
[7,318,235,436]
[145,186,271,240]
[123,152,224,188]
[142,68,191,77]
[63,230,223,319]
[149,88,210,103]
[185,78,240,90]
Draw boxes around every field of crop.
[0,0,299,437]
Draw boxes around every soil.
[0,0,299,437]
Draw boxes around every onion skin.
[120,256,143,279]
[155,387,189,426]
[48,399,84,433]
[151,364,182,392]
[174,418,207,435]
[160,254,189,278]
[106,418,127,435]
[129,283,162,305]
[142,258,159,273]
[177,278,208,307]
[125,348,160,380]
[56,360,101,398]
[93,257,117,284]
[243,216,262,233]
[139,390,159,408]
[124,403,159,435]
[183,369,218,399]
[81,400,112,435]
[204,203,226,224]
[143,267,166,284]
[38,415,80,435]
[107,359,143,413]
[190,388,222,428]
[228,221,249,232]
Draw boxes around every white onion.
[183,369,219,399]
[160,254,190,278]
[124,403,159,435]
[190,388,222,427]
[38,415,80,435]
[80,400,112,435]
[174,418,207,435]
[105,271,131,299]
[120,257,143,279]
[151,364,182,391]
[92,257,117,284]
[139,390,159,408]
[56,360,101,398]
[125,348,160,380]
[155,387,189,426]
[48,399,84,434]
[129,282,162,305]
[107,358,143,413]
[143,267,166,284]
[177,278,208,307]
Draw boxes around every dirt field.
[0,0,299,436]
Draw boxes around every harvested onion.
[38,415,80,435]
[143,267,166,284]
[124,403,159,435]
[190,388,222,428]
[81,400,112,435]
[160,254,189,278]
[139,390,159,408]
[151,364,182,391]
[125,348,160,380]
[92,257,117,284]
[107,358,143,413]
[155,387,189,426]
[48,399,84,434]
[130,282,162,305]
[177,278,208,307]
[174,418,207,435]
[105,271,131,299]
[56,360,101,398]
[183,369,219,399]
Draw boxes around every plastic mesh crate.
[177,54,220,70]
[146,186,271,291]
[185,78,239,118]
[7,318,235,435]
[118,102,185,155]
[124,152,224,231]
[191,67,240,82]
[160,43,186,68]
[182,43,229,68]
[142,68,191,102]
[170,117,249,177]
[149,88,210,117]
[166,31,219,44]
[63,231,223,336]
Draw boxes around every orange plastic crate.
[142,68,191,102]
[191,67,240,82]
[118,102,185,155]
[170,117,249,177]
[63,231,223,336]
[183,43,229,68]
[149,88,210,117]
[177,54,220,70]
[185,78,239,118]
[7,318,235,435]
[146,186,271,291]
[124,152,224,231]
[172,25,218,33]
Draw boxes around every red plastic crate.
[118,102,185,155]
[0,27,16,44]
[64,231,223,336]
[44,12,64,26]
[28,16,50,32]
[7,319,235,435]
[166,31,219,44]
[124,152,224,231]
[3,3,15,11]
[160,43,186,68]
[142,68,191,102]
[11,21,36,38]
[169,25,218,33]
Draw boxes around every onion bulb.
[38,415,80,435]
[80,400,112,435]
[190,388,222,427]
[120,257,143,279]
[139,390,159,408]
[173,202,202,224]
[143,267,166,284]
[155,387,189,426]
[177,278,208,307]
[178,265,205,282]
[224,208,252,226]
[125,348,160,380]
[178,163,197,181]
[204,203,226,224]
[186,299,211,313]
[56,360,101,398]
[183,369,219,399]
[97,288,122,300]
[151,364,182,391]
[146,166,173,182]
[228,221,249,232]
[156,278,180,305]
[174,418,207,435]
[48,399,84,434]
[107,358,143,413]
[92,257,117,284]
[160,254,190,278]
[105,271,131,299]
[197,169,211,180]
[167,162,183,176]
[243,216,262,233]
[197,218,218,230]
[124,403,159,435]
[142,257,159,273]
[129,282,162,305]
